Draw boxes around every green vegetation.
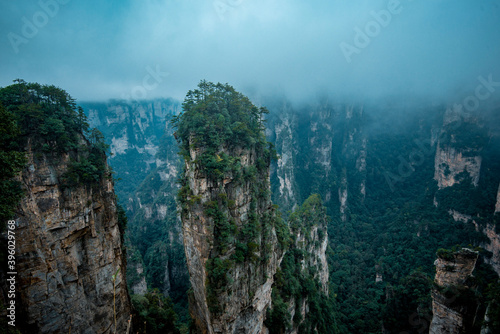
[131,290,183,334]
[440,121,488,155]
[126,155,190,325]
[172,81,283,314]
[266,195,339,334]
[288,194,328,244]
[62,127,110,189]
[0,79,88,152]
[436,247,457,261]
[265,103,500,333]
[171,80,276,181]
[0,79,110,190]
[0,103,26,229]
[382,270,432,333]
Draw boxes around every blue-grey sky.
[1,0,499,103]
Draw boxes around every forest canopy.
[172,81,271,153]
[0,79,111,201]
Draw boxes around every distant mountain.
[83,93,500,333]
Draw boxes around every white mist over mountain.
[1,0,499,104]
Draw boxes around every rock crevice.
[429,248,479,334]
[13,146,131,334]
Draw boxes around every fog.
[1,0,499,105]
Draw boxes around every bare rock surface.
[183,145,283,334]
[14,146,131,333]
[429,248,478,334]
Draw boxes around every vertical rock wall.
[14,144,131,333]
[271,109,298,214]
[284,195,330,334]
[433,145,482,189]
[495,183,500,214]
[429,249,479,334]
[433,109,483,189]
[267,101,366,219]
[182,144,283,334]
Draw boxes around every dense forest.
[1,79,499,333]
[91,84,500,333]
[264,100,500,333]
[0,81,183,334]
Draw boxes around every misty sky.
[1,0,500,104]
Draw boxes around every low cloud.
[1,0,499,105]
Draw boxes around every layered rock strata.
[14,144,131,333]
[429,248,479,334]
[182,143,283,334]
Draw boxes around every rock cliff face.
[482,224,500,275]
[495,184,500,214]
[82,99,181,204]
[125,126,188,299]
[86,100,189,303]
[14,142,131,333]
[433,110,483,189]
[281,195,330,334]
[296,222,329,296]
[128,258,147,295]
[436,110,500,276]
[434,145,482,189]
[266,100,366,219]
[429,248,479,334]
[173,83,287,333]
[448,211,500,276]
[270,106,298,214]
[182,143,283,334]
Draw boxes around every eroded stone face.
[433,110,483,190]
[182,144,283,334]
[429,249,478,334]
[434,144,482,189]
[433,249,478,287]
[495,184,500,214]
[13,146,131,334]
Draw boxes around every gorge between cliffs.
[1,80,500,334]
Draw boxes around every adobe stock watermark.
[340,0,414,64]
[121,65,169,102]
[6,220,17,327]
[213,0,243,21]
[384,74,500,192]
[7,0,71,54]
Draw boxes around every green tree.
[131,289,181,334]
[0,103,26,228]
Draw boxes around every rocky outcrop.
[339,175,348,222]
[448,210,500,276]
[271,109,298,214]
[84,100,180,159]
[292,197,329,295]
[82,99,181,204]
[182,142,284,334]
[283,194,329,334]
[429,248,479,334]
[124,116,189,300]
[483,224,500,276]
[267,100,366,220]
[127,253,148,295]
[14,143,131,333]
[495,184,500,214]
[434,110,483,189]
[434,144,482,189]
